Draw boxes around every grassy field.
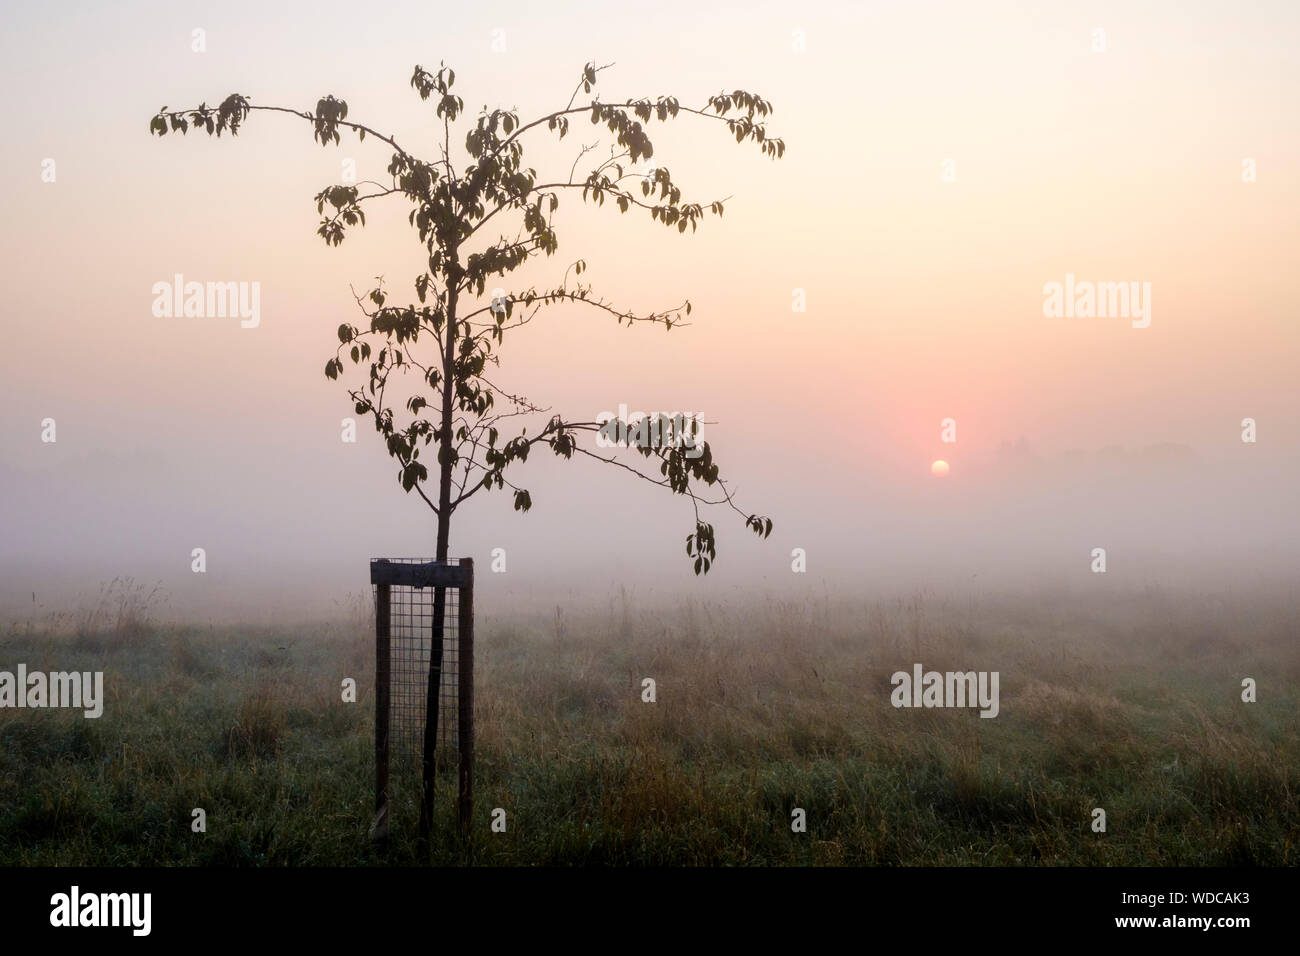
[1,586,1297,865]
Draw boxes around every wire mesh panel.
[370,557,475,840]
[383,559,460,757]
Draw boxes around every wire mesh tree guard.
[370,558,474,844]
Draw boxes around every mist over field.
[2,435,1297,622]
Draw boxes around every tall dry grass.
[1,587,1296,865]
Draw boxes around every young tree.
[149,60,782,845]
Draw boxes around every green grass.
[1,588,1296,865]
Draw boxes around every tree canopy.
[150,61,783,573]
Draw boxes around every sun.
[931,459,950,477]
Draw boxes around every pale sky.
[1,1,1297,619]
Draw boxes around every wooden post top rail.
[370,559,474,589]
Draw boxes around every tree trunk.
[418,264,459,852]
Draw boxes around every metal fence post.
[457,558,475,831]
[372,563,392,844]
